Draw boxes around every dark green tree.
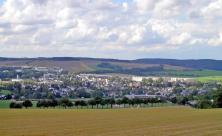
[213,87,222,108]
[22,100,33,108]
[88,99,96,109]
[121,97,129,108]
[107,98,115,108]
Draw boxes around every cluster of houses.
[0,66,215,100]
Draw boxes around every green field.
[154,70,222,77]
[196,76,222,83]
[0,100,11,109]
[0,90,12,95]
[1,107,222,136]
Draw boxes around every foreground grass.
[1,107,222,136]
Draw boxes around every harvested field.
[1,107,222,136]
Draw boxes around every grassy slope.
[1,107,222,136]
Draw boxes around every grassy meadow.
[196,76,222,83]
[0,100,11,109]
[1,107,222,136]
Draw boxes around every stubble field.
[1,107,222,136]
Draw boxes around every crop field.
[1,107,222,136]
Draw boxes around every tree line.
[9,97,167,109]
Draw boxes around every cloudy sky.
[0,0,222,59]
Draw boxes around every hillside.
[0,57,222,77]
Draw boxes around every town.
[0,66,220,109]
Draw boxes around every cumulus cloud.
[0,0,221,59]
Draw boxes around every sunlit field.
[1,107,222,136]
[196,76,222,83]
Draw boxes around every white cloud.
[169,32,191,45]
[208,33,222,46]
[201,0,222,19]
[0,0,222,59]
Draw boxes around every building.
[11,75,23,82]
[125,94,158,99]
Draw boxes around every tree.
[22,100,33,108]
[36,100,49,108]
[67,100,74,108]
[121,97,129,108]
[213,87,222,108]
[170,97,177,104]
[79,100,87,108]
[9,101,16,108]
[10,101,23,109]
[197,100,212,109]
[107,98,115,108]
[129,99,135,107]
[74,100,80,109]
[36,100,43,108]
[5,94,12,100]
[94,97,102,108]
[75,100,87,108]
[178,97,189,105]
[100,99,106,109]
[134,98,143,107]
[143,99,149,107]
[49,99,58,108]
[59,98,73,108]
[116,99,122,106]
[88,99,96,109]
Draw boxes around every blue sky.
[0,0,222,59]
[0,0,4,5]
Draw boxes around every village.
[0,66,217,107]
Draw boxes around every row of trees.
[35,97,166,109]
[9,97,168,109]
[10,100,33,109]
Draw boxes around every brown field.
[1,107,222,136]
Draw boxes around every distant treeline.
[9,97,168,109]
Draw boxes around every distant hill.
[134,59,222,71]
[0,57,222,77]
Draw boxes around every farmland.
[1,107,222,136]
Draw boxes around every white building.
[11,75,23,82]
